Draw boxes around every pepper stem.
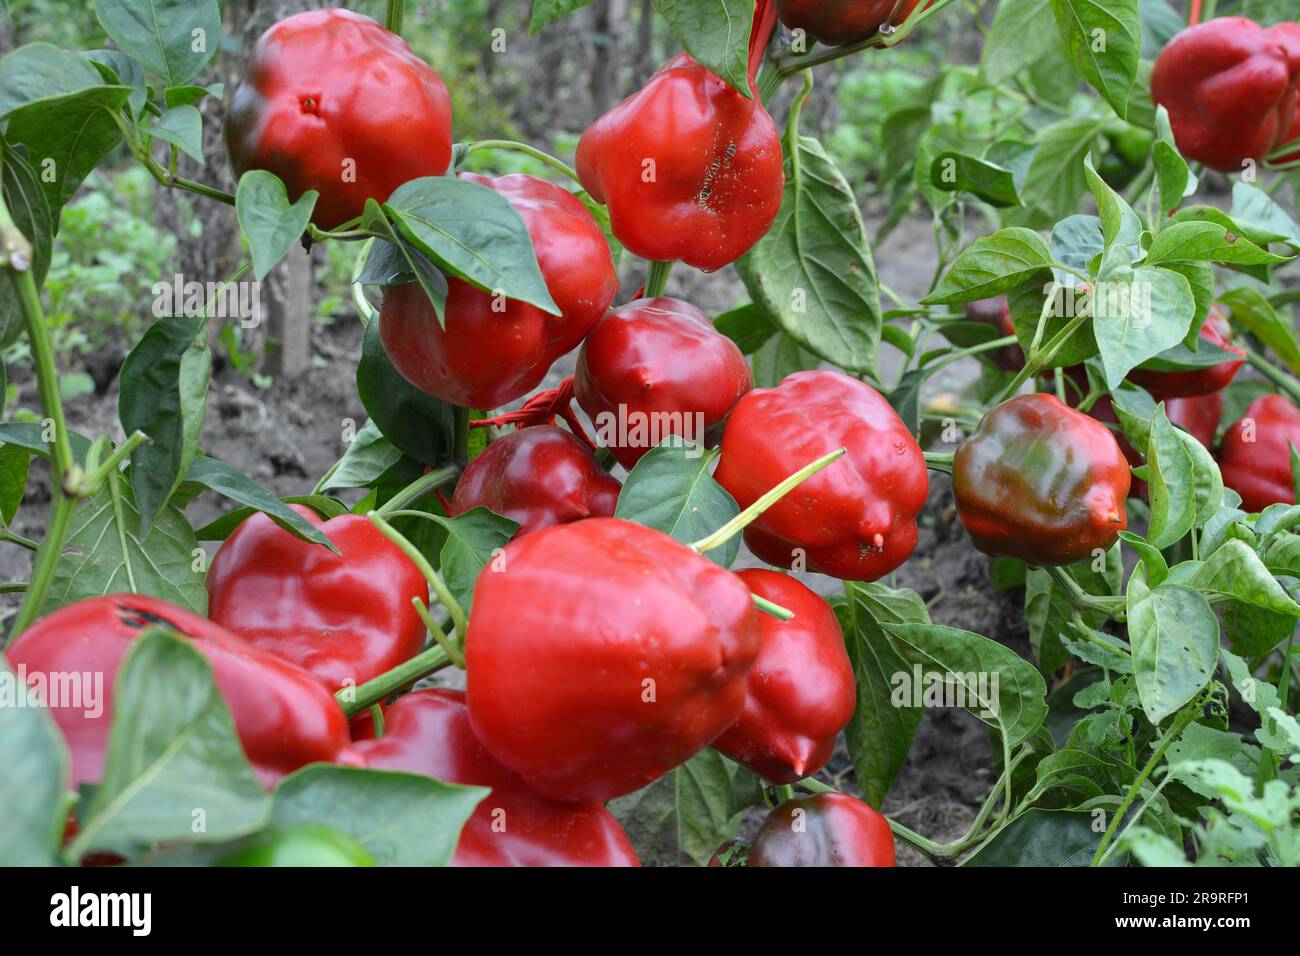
[691,447,846,553]
[367,511,468,645]
[922,451,954,474]
[411,596,465,669]
[335,643,452,717]
[374,464,461,517]
[751,594,794,621]
[643,259,673,297]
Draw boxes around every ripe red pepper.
[774,0,925,46]
[575,297,753,469]
[450,425,621,538]
[748,793,896,867]
[224,9,452,229]
[206,505,426,692]
[379,173,618,408]
[714,370,929,581]
[1151,17,1300,173]
[575,54,783,272]
[1218,393,1300,512]
[964,295,1025,373]
[355,689,640,866]
[953,393,1130,566]
[1128,310,1245,400]
[712,569,855,784]
[3,594,362,788]
[466,517,761,803]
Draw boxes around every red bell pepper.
[206,505,427,692]
[355,689,640,866]
[714,370,929,581]
[748,793,896,867]
[379,173,618,408]
[4,594,362,788]
[466,516,760,803]
[224,9,453,229]
[575,296,753,469]
[450,425,620,538]
[712,569,855,784]
[1218,393,1300,512]
[774,0,926,46]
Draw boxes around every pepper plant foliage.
[1,0,1300,869]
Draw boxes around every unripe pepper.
[466,517,761,803]
[575,297,753,469]
[1151,18,1300,173]
[355,689,640,866]
[748,793,896,867]
[215,826,376,867]
[1218,393,1300,512]
[1128,309,1245,400]
[379,173,618,408]
[953,393,1130,566]
[774,0,925,46]
[224,9,452,229]
[206,505,426,692]
[964,295,1024,373]
[450,425,620,538]
[3,594,363,788]
[712,570,855,784]
[714,370,929,581]
[575,54,783,272]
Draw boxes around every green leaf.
[1018,116,1108,224]
[93,0,221,87]
[384,177,559,315]
[426,507,519,611]
[1192,539,1300,617]
[1119,531,1168,586]
[70,629,270,859]
[1153,140,1191,219]
[1219,286,1300,374]
[235,171,317,282]
[924,227,1054,304]
[182,456,333,549]
[359,206,449,326]
[929,151,1022,207]
[356,318,456,466]
[0,422,93,464]
[751,331,820,388]
[1145,404,1197,550]
[270,764,487,867]
[1048,0,1140,119]
[963,809,1106,866]
[615,440,740,568]
[883,623,1049,748]
[164,82,223,109]
[147,104,203,161]
[832,582,929,807]
[82,48,147,115]
[118,314,211,532]
[1145,221,1287,267]
[529,0,594,33]
[194,495,347,541]
[712,302,776,356]
[318,419,405,492]
[1228,181,1300,252]
[1093,258,1195,388]
[1126,575,1219,725]
[42,480,207,616]
[0,142,53,345]
[0,444,29,526]
[652,0,755,98]
[0,656,69,865]
[981,0,1059,84]
[1082,154,1141,255]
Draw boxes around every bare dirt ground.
[3,210,1010,865]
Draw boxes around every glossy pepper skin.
[224,9,452,229]
[964,296,1024,373]
[953,394,1130,566]
[748,793,896,867]
[714,370,929,581]
[1218,394,1300,512]
[356,689,640,867]
[216,826,375,867]
[450,425,620,539]
[774,0,925,46]
[575,297,753,469]
[1128,310,1245,400]
[379,173,618,408]
[712,570,855,784]
[3,594,363,788]
[466,517,761,803]
[206,505,426,692]
[576,54,783,272]
[1151,18,1300,173]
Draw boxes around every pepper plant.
[3,0,1300,869]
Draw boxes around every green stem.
[1243,346,1300,406]
[335,644,452,716]
[644,260,673,297]
[386,0,405,34]
[140,150,234,206]
[0,581,28,593]
[1046,565,1125,616]
[923,451,954,474]
[1090,706,1196,866]
[992,302,1092,405]
[349,238,378,325]
[462,140,582,185]
[691,448,846,553]
[756,62,784,105]
[411,596,465,669]
[453,406,471,462]
[751,593,794,621]
[1,530,38,551]
[7,495,75,644]
[81,431,149,494]
[367,511,468,644]
[374,465,461,517]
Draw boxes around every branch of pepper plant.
[367,511,468,647]
[373,464,462,517]
[1243,346,1300,406]
[386,0,405,35]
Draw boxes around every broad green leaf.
[529,0,594,33]
[1126,575,1219,725]
[929,151,1022,207]
[1082,154,1141,255]
[270,764,487,867]
[963,809,1106,866]
[0,657,69,865]
[923,228,1054,304]
[182,455,333,549]
[1228,181,1300,252]
[652,0,755,98]
[616,441,740,568]
[235,171,317,282]
[1093,257,1195,388]
[1219,286,1300,374]
[82,48,147,115]
[356,318,456,466]
[426,507,519,611]
[318,419,404,492]
[194,495,347,541]
[1019,116,1108,224]
[713,302,776,355]
[1145,221,1287,267]
[93,0,221,87]
[147,104,203,161]
[1048,0,1140,119]
[981,0,1059,84]
[1145,404,1197,549]
[358,205,449,325]
[752,332,820,388]
[1193,538,1300,616]
[0,142,53,345]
